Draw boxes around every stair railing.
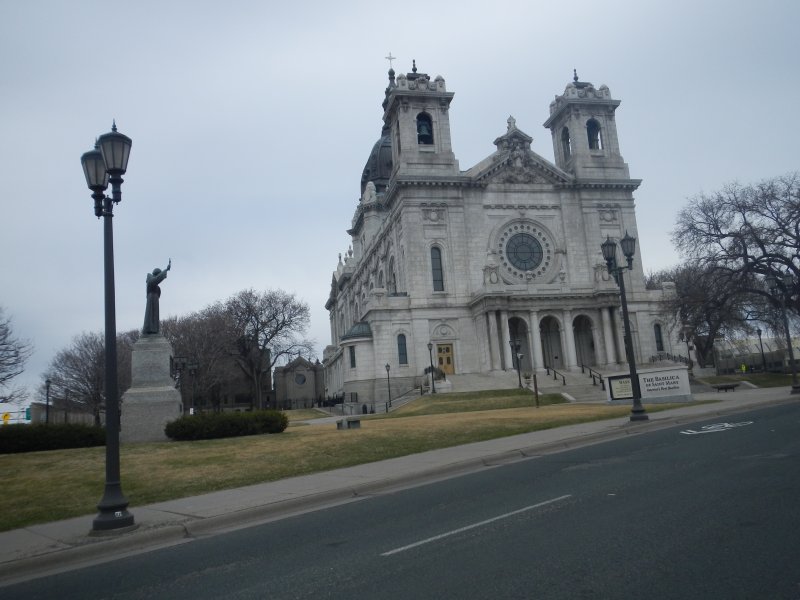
[581,364,606,390]
[544,365,567,385]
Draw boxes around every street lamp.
[756,328,767,372]
[509,340,523,388]
[45,379,51,424]
[385,363,392,408]
[427,342,436,394]
[765,272,800,394]
[188,362,198,414]
[80,122,135,532]
[601,233,648,422]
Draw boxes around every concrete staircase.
[445,369,609,403]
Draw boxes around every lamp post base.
[629,404,649,422]
[790,384,800,395]
[92,509,135,532]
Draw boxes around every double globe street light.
[80,122,135,532]
[601,232,648,422]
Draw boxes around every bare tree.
[162,306,233,411]
[42,332,105,425]
[648,265,758,367]
[224,289,313,409]
[0,307,33,403]
[672,173,800,315]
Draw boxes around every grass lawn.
[1,391,702,532]
[696,372,796,388]
[284,408,329,422]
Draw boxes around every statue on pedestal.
[143,259,171,335]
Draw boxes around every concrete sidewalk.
[1,387,794,586]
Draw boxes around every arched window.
[654,324,665,352]
[587,118,603,150]
[417,113,433,145]
[378,270,384,288]
[561,127,571,159]
[431,246,444,291]
[349,346,356,368]
[397,334,408,365]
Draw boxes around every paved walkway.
[1,387,795,586]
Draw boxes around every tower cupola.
[543,70,630,180]
[381,61,459,178]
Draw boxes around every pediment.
[476,150,571,186]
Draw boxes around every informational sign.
[606,366,691,404]
[641,373,682,394]
[608,375,633,400]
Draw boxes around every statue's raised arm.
[142,260,172,335]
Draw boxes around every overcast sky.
[2,0,798,399]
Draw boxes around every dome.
[360,126,393,195]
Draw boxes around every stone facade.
[273,356,324,409]
[324,66,673,404]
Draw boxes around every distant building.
[324,64,671,404]
[273,357,324,409]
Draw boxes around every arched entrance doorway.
[540,316,563,369]
[508,317,531,372]
[573,315,597,368]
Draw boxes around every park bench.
[712,383,740,392]
[336,416,361,430]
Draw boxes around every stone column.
[594,308,608,364]
[563,309,577,368]
[529,310,544,371]
[477,314,492,372]
[487,311,501,370]
[602,306,617,364]
[500,310,512,370]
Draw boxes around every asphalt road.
[6,403,800,599]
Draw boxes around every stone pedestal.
[121,334,183,443]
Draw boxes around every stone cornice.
[556,179,642,191]
[468,289,622,309]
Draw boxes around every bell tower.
[382,61,459,178]
[543,71,630,181]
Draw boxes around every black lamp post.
[601,233,648,422]
[756,328,767,372]
[188,362,198,414]
[509,340,523,388]
[765,272,800,394]
[80,122,135,532]
[427,342,436,394]
[45,379,51,424]
[385,363,392,408]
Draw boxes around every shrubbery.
[164,410,288,441]
[0,423,106,454]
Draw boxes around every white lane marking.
[380,494,572,557]
[680,421,754,435]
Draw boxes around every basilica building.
[323,64,671,404]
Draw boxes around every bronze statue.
[143,259,171,335]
